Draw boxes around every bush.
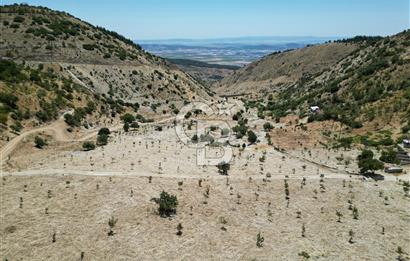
[121,113,135,124]
[123,122,130,132]
[247,130,257,143]
[263,122,273,131]
[217,162,230,175]
[13,16,25,23]
[338,137,353,149]
[34,136,46,149]
[191,134,198,143]
[151,191,178,217]
[130,122,139,129]
[380,149,399,164]
[98,127,110,136]
[97,134,108,146]
[82,44,96,51]
[82,141,96,151]
[357,149,384,174]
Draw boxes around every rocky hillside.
[214,42,359,95]
[217,31,410,136]
[0,4,212,104]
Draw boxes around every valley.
[1,3,409,261]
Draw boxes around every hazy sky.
[2,0,409,39]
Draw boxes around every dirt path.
[0,115,176,167]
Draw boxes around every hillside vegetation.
[217,31,410,138]
[0,4,212,105]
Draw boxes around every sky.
[2,0,409,40]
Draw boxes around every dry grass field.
[1,110,410,260]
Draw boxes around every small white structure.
[403,139,410,148]
[310,106,320,113]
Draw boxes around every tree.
[247,130,257,143]
[176,223,183,236]
[256,232,264,247]
[357,149,384,174]
[34,136,46,149]
[217,162,230,175]
[151,191,178,217]
[336,211,343,222]
[121,113,135,124]
[123,122,130,132]
[97,134,108,146]
[98,128,110,136]
[263,122,273,131]
[379,149,399,164]
[108,216,117,236]
[97,128,110,146]
[130,122,139,129]
[82,141,95,151]
[191,134,198,143]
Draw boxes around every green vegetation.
[357,150,384,174]
[96,128,110,146]
[151,191,178,217]
[217,162,230,175]
[34,136,47,149]
[247,130,257,143]
[82,141,96,151]
[379,149,399,164]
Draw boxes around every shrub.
[151,191,178,217]
[13,16,25,23]
[191,134,198,143]
[217,162,230,175]
[82,141,96,151]
[357,149,384,174]
[123,122,129,132]
[338,137,353,149]
[97,134,108,146]
[130,122,139,129]
[263,122,273,131]
[98,127,110,136]
[34,136,46,149]
[380,149,399,164]
[247,130,257,143]
[121,113,135,124]
[82,44,96,51]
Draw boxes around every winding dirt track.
[0,115,176,167]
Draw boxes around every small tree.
[191,134,198,143]
[34,136,46,149]
[82,141,96,151]
[130,122,139,129]
[108,216,117,236]
[176,223,183,236]
[247,130,257,143]
[121,113,135,124]
[97,134,108,146]
[357,149,383,174]
[263,122,273,131]
[123,122,130,132]
[217,162,230,175]
[151,191,178,217]
[256,232,264,247]
[98,128,110,136]
[348,229,354,244]
[336,211,343,222]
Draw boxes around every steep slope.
[0,4,212,103]
[233,31,410,137]
[215,42,359,96]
